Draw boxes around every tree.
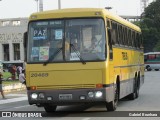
[139,0,160,52]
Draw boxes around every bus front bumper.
[27,87,114,105]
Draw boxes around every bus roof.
[29,8,141,32]
[144,52,160,55]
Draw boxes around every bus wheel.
[135,77,140,99]
[128,76,139,100]
[106,83,119,111]
[155,69,159,71]
[44,104,57,113]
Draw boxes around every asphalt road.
[0,71,160,120]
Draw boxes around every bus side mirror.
[23,32,28,61]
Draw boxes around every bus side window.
[111,21,117,45]
[124,27,127,46]
[136,33,140,49]
[132,31,136,48]
[122,26,125,45]
[134,32,137,48]
[140,34,144,50]
[144,55,147,62]
[131,31,133,47]
[148,54,156,60]
[115,23,119,45]
[117,25,121,45]
[156,54,160,60]
[128,29,132,47]
[119,25,123,45]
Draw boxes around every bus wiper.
[43,47,62,66]
[70,44,86,65]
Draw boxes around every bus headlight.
[31,93,38,99]
[95,91,103,98]
[88,92,94,98]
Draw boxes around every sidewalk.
[2,83,26,93]
[0,82,27,100]
[0,90,27,104]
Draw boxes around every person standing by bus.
[19,69,26,85]
[16,65,22,79]
[11,65,17,80]
[0,72,5,99]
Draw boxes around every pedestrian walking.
[0,72,5,99]
[11,65,16,80]
[16,65,22,78]
[19,69,26,85]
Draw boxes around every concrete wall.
[0,18,28,63]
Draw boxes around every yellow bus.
[24,8,144,112]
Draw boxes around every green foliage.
[132,21,141,26]
[2,72,12,79]
[2,72,20,85]
[140,0,160,52]
[154,41,160,51]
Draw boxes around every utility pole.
[35,0,39,12]
[39,0,43,12]
[34,0,43,12]
[58,0,61,9]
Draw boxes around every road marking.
[82,118,91,120]
[13,105,31,109]
[6,94,27,97]
[0,97,27,105]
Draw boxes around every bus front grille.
[36,84,96,90]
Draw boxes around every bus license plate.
[59,94,72,100]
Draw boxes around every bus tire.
[44,104,57,113]
[135,75,140,99]
[128,76,139,100]
[106,83,119,111]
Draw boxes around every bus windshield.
[28,18,106,63]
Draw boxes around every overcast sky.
[0,0,154,19]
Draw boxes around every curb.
[3,83,26,93]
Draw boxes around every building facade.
[0,18,28,66]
